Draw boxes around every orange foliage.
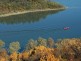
[0,49,8,61]
[0,38,81,61]
[0,57,6,61]
[18,53,22,59]
[22,46,59,61]
[22,51,29,60]
[9,52,17,61]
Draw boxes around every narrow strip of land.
[0,8,65,17]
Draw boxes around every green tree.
[47,37,54,48]
[37,37,47,47]
[9,41,21,53]
[26,39,36,50]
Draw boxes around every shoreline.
[0,8,66,17]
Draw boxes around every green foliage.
[26,37,47,51]
[37,37,47,47]
[25,37,55,51]
[26,39,36,50]
[0,0,64,14]
[9,41,21,53]
[47,2,63,8]
[47,37,54,48]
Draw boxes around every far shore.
[0,8,66,17]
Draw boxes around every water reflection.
[0,10,64,24]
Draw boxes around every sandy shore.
[0,8,65,17]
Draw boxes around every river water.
[0,0,81,49]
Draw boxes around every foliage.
[25,37,55,50]
[0,40,5,51]
[55,38,81,61]
[9,41,21,53]
[0,49,8,61]
[37,37,47,47]
[22,46,59,61]
[47,37,55,48]
[25,37,48,51]
[26,39,36,50]
[0,0,64,14]
[0,38,81,61]
[47,2,63,8]
[9,52,18,61]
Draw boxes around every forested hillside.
[0,0,64,14]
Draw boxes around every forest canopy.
[0,38,81,61]
[0,0,64,14]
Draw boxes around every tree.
[9,41,21,53]
[37,37,47,47]
[0,40,5,51]
[26,39,36,50]
[47,37,54,48]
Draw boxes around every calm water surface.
[0,0,81,49]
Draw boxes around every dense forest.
[0,0,64,14]
[0,38,81,61]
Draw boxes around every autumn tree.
[0,40,5,51]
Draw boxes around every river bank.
[0,8,66,18]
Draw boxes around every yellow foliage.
[10,52,17,61]
[22,46,59,61]
[0,49,8,61]
[22,51,29,60]
[18,53,22,59]
[0,38,81,61]
[0,40,5,47]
